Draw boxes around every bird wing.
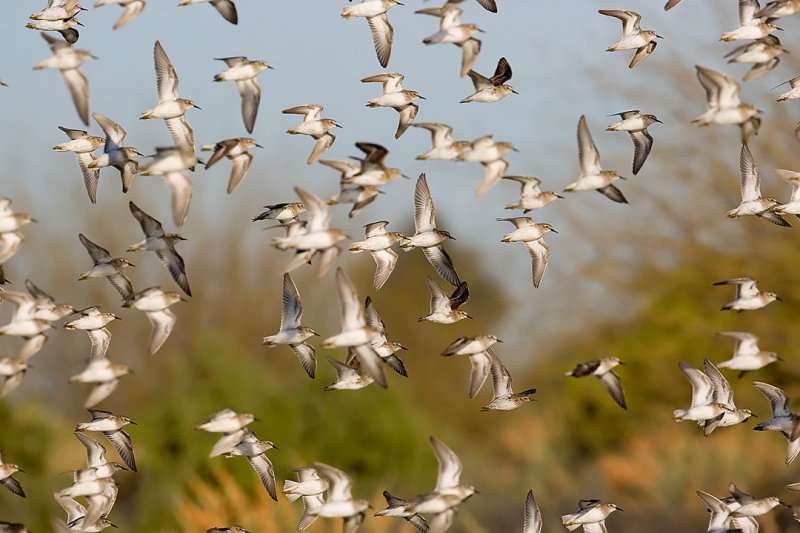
[368,13,394,68]
[153,41,179,102]
[577,115,602,175]
[145,309,176,355]
[236,79,261,134]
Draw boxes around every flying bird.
[213,57,271,133]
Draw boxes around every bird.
[361,72,422,138]
[29,0,82,21]
[33,33,94,125]
[123,286,184,355]
[562,500,622,531]
[401,174,461,286]
[308,462,370,530]
[481,349,536,411]
[460,57,516,103]
[341,0,402,68]
[252,203,306,226]
[411,122,469,161]
[598,9,661,68]
[75,409,137,471]
[756,0,800,18]
[140,147,197,227]
[374,490,429,532]
[77,233,134,301]
[69,351,131,408]
[89,113,141,194]
[22,279,75,321]
[716,331,779,376]
[213,57,272,133]
[698,358,754,435]
[418,278,470,324]
[502,175,562,212]
[776,76,800,102]
[721,0,779,41]
[0,335,47,398]
[341,142,404,187]
[94,0,146,30]
[322,268,386,387]
[178,0,237,24]
[202,138,261,194]
[196,408,256,458]
[606,110,661,175]
[63,306,118,360]
[0,452,24,497]
[726,482,786,517]
[497,217,555,288]
[753,381,800,464]
[772,168,800,219]
[725,35,786,81]
[140,41,199,154]
[284,467,327,531]
[673,360,731,423]
[282,104,340,164]
[417,2,482,76]
[566,356,627,409]
[714,277,780,311]
[363,296,408,376]
[442,335,500,398]
[458,135,515,195]
[127,201,191,297]
[693,66,759,142]
[222,429,277,500]
[348,221,404,290]
[564,115,627,203]
[53,126,104,203]
[324,356,375,391]
[262,273,319,378]
[727,144,789,226]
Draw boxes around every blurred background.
[2,0,800,531]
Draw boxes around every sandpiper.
[673,360,730,422]
[361,72,422,138]
[699,358,753,435]
[341,0,402,68]
[442,335,500,398]
[753,381,800,464]
[123,286,184,355]
[716,331,779,376]
[30,0,83,21]
[481,349,536,411]
[458,135,515,195]
[63,307,117,360]
[417,2,482,76]
[324,356,375,391]
[727,482,786,517]
[693,66,759,138]
[127,201,191,297]
[418,278,470,324]
[727,144,788,226]
[284,467,327,530]
[411,122,469,160]
[406,437,476,516]
[342,142,404,187]
[282,104,339,164]
[364,296,407,376]
[606,110,661,175]
[141,41,199,153]
[308,462,369,530]
[89,113,141,194]
[461,57,516,103]
[213,57,271,133]
[726,35,786,81]
[78,233,134,301]
[349,221,404,290]
[566,356,626,409]
[498,217,555,288]
[401,174,461,286]
[565,115,627,203]
[53,126,104,203]
[141,147,197,226]
[502,175,562,212]
[599,9,661,68]
[262,273,318,378]
[178,0,237,24]
[94,0,145,30]
[714,277,780,311]
[76,409,137,471]
[757,0,800,18]
[777,76,800,101]
[223,429,277,500]
[562,500,622,530]
[202,138,261,194]
[374,491,429,531]
[773,168,800,219]
[0,452,25,497]
[34,33,94,125]
[721,0,779,41]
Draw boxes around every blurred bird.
[94,0,146,30]
[725,35,786,81]
[412,122,469,161]
[753,381,800,464]
[342,142,404,187]
[0,452,24,497]
[566,356,627,409]
[213,57,272,133]
[772,168,800,218]
[716,331,779,376]
[502,175,562,212]
[442,335,500,398]
[140,147,197,226]
[33,33,94,125]
[178,0,238,24]
[693,66,759,142]
[714,277,780,311]
[721,0,779,41]
[123,286,183,355]
[0,335,47,398]
[417,1,482,77]
[202,137,261,194]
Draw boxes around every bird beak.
[511,89,519,94]
[255,144,264,149]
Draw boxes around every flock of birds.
[3,0,800,531]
